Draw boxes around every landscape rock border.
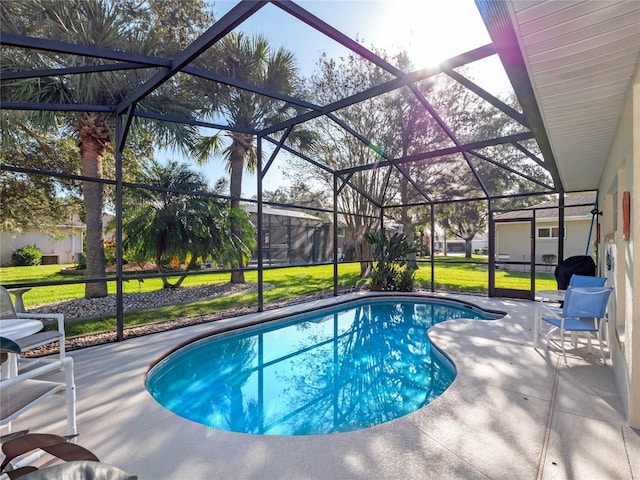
[23,284,331,356]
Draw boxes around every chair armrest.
[0,357,73,389]
[16,313,65,334]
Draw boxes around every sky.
[172,0,510,198]
[212,0,495,75]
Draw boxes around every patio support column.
[558,192,565,262]
[114,105,135,341]
[267,216,272,266]
[430,203,435,293]
[488,199,495,296]
[257,136,264,312]
[333,172,338,296]
[531,209,537,296]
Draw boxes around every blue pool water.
[145,298,499,436]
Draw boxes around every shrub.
[396,266,416,292]
[104,239,117,264]
[365,230,418,292]
[12,245,42,266]
[75,253,87,269]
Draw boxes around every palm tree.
[192,32,314,283]
[0,0,198,297]
[121,159,251,288]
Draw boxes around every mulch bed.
[23,291,331,357]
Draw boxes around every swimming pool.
[145,297,501,436]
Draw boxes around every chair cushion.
[18,461,137,480]
[0,379,64,421]
[541,316,598,332]
[1,433,99,474]
[15,331,61,351]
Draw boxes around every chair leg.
[546,327,569,365]
[62,358,76,437]
[545,327,559,348]
[59,338,65,361]
[596,331,606,364]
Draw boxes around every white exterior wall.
[536,218,594,260]
[598,63,640,428]
[495,218,592,270]
[0,228,83,266]
[495,222,530,264]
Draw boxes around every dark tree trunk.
[229,134,251,284]
[78,115,109,299]
[465,239,473,259]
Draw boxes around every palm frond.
[192,132,227,165]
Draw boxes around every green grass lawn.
[414,256,557,292]
[0,257,556,337]
[0,264,362,307]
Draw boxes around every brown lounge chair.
[1,433,136,480]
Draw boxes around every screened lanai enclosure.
[0,1,588,339]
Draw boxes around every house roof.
[243,204,323,222]
[494,192,596,221]
[479,1,640,193]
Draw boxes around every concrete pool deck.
[8,293,640,479]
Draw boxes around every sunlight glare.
[372,0,492,70]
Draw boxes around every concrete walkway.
[9,293,640,479]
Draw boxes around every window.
[537,226,563,239]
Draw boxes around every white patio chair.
[0,337,76,439]
[0,286,65,368]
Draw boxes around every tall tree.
[117,0,212,54]
[262,183,327,209]
[378,52,453,269]
[438,200,488,258]
[296,51,402,277]
[0,127,80,234]
[0,0,199,297]
[192,32,312,284]
[427,76,551,256]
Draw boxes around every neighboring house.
[243,204,335,265]
[0,215,85,266]
[494,193,597,271]
[472,232,489,253]
[243,204,376,265]
[425,225,488,255]
[441,233,489,255]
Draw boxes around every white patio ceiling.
[502,0,640,192]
